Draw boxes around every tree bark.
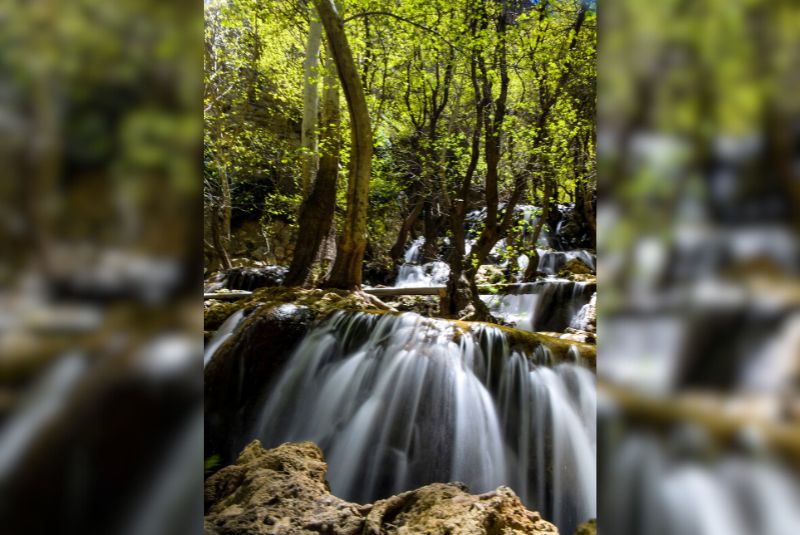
[314,0,373,290]
[523,177,552,281]
[389,196,424,264]
[285,46,341,287]
[300,10,322,197]
[210,202,232,270]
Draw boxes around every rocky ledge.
[205,440,559,535]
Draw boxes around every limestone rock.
[205,441,366,535]
[205,440,559,535]
[557,258,594,277]
[365,483,558,535]
[476,264,507,286]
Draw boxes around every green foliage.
[205,454,221,475]
[205,0,597,258]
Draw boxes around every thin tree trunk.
[210,202,232,270]
[300,11,322,197]
[523,177,552,281]
[389,196,424,263]
[218,165,232,247]
[314,0,373,290]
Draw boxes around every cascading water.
[394,237,450,287]
[484,280,594,332]
[249,311,596,534]
[601,430,800,535]
[203,309,245,367]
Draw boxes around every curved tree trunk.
[314,0,373,290]
[285,47,341,287]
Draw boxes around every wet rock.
[204,304,314,465]
[385,295,440,316]
[209,265,289,292]
[204,288,379,464]
[204,300,241,330]
[205,440,559,535]
[573,519,596,535]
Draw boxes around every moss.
[450,319,595,370]
[573,519,597,535]
[204,301,241,330]
[205,288,596,370]
[204,287,378,330]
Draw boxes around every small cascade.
[404,236,425,263]
[570,293,597,332]
[536,250,596,276]
[394,237,450,287]
[204,309,246,367]
[395,261,450,288]
[484,280,594,332]
[248,311,595,534]
[602,432,800,535]
[204,265,287,292]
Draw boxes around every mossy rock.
[558,258,594,277]
[476,264,507,286]
[204,301,241,330]
[204,287,376,332]
[573,519,597,535]
[450,318,595,370]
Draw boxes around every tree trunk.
[389,196,424,264]
[314,0,373,290]
[523,177,552,281]
[421,200,440,263]
[285,46,341,287]
[210,202,232,271]
[300,11,322,197]
[218,165,232,248]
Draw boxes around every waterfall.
[395,237,450,287]
[204,309,245,367]
[404,236,425,263]
[536,250,596,276]
[483,280,594,332]
[395,261,450,288]
[602,432,800,535]
[249,311,596,534]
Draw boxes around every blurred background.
[598,0,800,533]
[0,1,202,534]
[1,0,799,533]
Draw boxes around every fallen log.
[204,283,565,301]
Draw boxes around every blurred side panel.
[598,0,800,533]
[0,1,203,534]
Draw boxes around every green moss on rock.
[204,287,377,332]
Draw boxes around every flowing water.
[249,311,596,534]
[601,430,800,535]
[203,309,245,367]
[483,280,594,332]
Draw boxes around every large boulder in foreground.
[205,440,558,535]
